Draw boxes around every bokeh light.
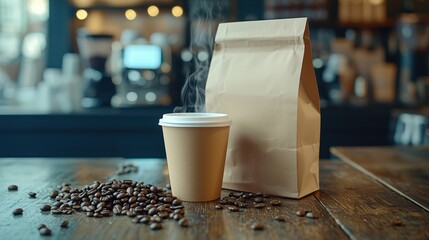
[147,5,159,17]
[76,9,88,20]
[171,6,183,17]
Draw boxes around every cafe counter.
[0,103,392,159]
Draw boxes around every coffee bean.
[305,211,318,219]
[38,224,46,230]
[126,210,137,218]
[51,210,61,215]
[7,185,18,191]
[39,227,52,236]
[60,203,70,210]
[171,205,184,210]
[129,196,137,204]
[140,216,151,224]
[96,202,105,209]
[229,192,241,198]
[60,221,69,228]
[151,215,162,223]
[116,193,126,199]
[269,200,282,206]
[173,208,184,215]
[12,208,23,215]
[135,206,144,213]
[158,211,169,219]
[173,214,184,221]
[254,197,264,203]
[148,207,158,216]
[214,205,224,210]
[228,206,240,212]
[254,203,266,209]
[40,205,51,211]
[296,209,306,217]
[165,184,171,189]
[391,218,403,226]
[113,205,122,215]
[275,215,286,222]
[241,194,250,199]
[218,199,227,205]
[72,205,81,210]
[28,192,37,198]
[237,202,247,208]
[101,210,111,216]
[251,223,264,231]
[178,218,189,227]
[150,223,163,230]
[50,190,59,198]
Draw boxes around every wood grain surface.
[1,158,428,239]
[317,161,429,240]
[331,146,429,212]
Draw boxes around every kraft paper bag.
[205,18,320,198]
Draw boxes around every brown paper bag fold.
[206,18,320,198]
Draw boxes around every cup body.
[159,113,231,202]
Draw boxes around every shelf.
[337,20,396,29]
[68,0,183,10]
[68,0,177,8]
[265,3,328,11]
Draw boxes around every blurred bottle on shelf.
[397,14,429,106]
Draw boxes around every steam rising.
[174,0,228,113]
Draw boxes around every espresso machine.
[111,32,172,107]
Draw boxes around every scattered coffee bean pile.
[6,184,325,234]
[47,179,188,230]
[216,191,322,230]
[216,191,282,211]
[295,209,319,219]
[216,191,288,231]
[115,163,139,175]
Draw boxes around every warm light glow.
[147,5,159,17]
[76,9,88,20]
[171,6,183,17]
[125,9,137,20]
[28,0,48,19]
[369,0,384,5]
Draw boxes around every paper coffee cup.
[159,113,231,202]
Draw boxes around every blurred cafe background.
[0,0,428,159]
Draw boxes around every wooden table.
[331,146,429,213]
[1,156,428,239]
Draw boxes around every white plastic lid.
[159,113,231,127]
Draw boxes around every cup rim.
[159,112,231,127]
